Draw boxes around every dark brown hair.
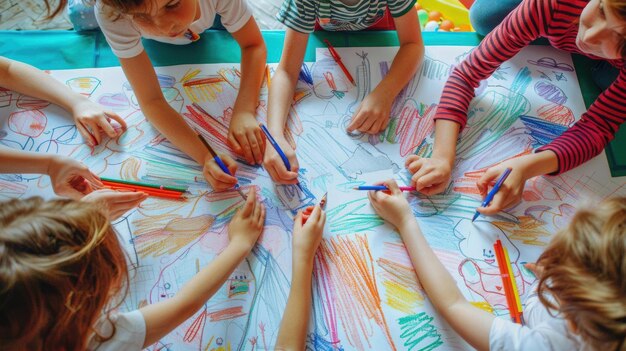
[44,0,68,19]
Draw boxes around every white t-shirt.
[95,0,252,58]
[87,310,146,351]
[489,285,585,350]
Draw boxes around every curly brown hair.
[0,197,129,350]
[537,197,626,351]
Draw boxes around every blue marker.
[472,167,513,222]
[259,124,304,191]
[196,131,247,200]
[353,185,416,192]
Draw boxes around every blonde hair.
[537,197,626,351]
[0,197,128,350]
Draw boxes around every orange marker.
[265,65,271,88]
[494,240,520,323]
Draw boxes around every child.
[407,0,626,214]
[275,204,326,350]
[264,0,425,184]
[0,188,265,350]
[0,147,104,199]
[0,56,127,147]
[94,0,268,192]
[0,0,126,198]
[368,180,626,350]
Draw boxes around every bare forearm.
[399,219,465,311]
[399,219,493,350]
[267,68,299,135]
[233,44,266,116]
[0,148,54,174]
[0,57,85,112]
[141,242,251,347]
[141,101,209,164]
[432,119,461,164]
[521,150,559,178]
[373,43,424,102]
[275,259,314,350]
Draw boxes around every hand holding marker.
[302,193,327,224]
[472,167,513,222]
[259,123,304,191]
[195,129,247,200]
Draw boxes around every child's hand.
[523,262,544,278]
[346,91,392,134]
[292,205,326,262]
[46,155,103,199]
[72,99,127,146]
[202,152,239,191]
[82,189,148,219]
[476,158,528,215]
[405,155,452,195]
[262,134,300,184]
[368,179,414,230]
[228,188,266,251]
[228,112,265,165]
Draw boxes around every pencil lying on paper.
[101,182,184,199]
[353,185,416,192]
[503,245,525,325]
[494,240,520,323]
[99,177,188,193]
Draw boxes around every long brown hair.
[0,197,128,350]
[44,0,69,19]
[537,197,626,351]
[606,0,626,57]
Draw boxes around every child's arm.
[275,205,326,350]
[368,180,495,351]
[346,10,424,135]
[263,28,308,184]
[0,147,102,199]
[407,0,549,196]
[118,52,239,191]
[140,188,265,346]
[228,18,267,166]
[0,57,126,146]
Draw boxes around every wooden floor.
[0,0,284,30]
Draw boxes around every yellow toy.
[416,0,474,32]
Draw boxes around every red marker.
[302,193,327,224]
[323,40,355,85]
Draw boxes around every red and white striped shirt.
[435,0,626,173]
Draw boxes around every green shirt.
[276,0,416,33]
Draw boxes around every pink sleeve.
[537,69,626,174]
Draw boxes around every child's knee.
[469,0,522,36]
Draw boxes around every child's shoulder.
[87,310,146,351]
[489,294,583,351]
